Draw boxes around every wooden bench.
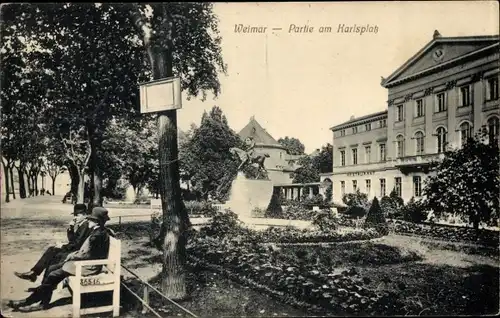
[62,237,121,318]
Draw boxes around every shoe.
[7,299,27,310]
[14,271,37,282]
[17,303,49,313]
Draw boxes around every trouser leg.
[31,246,62,276]
[27,268,71,307]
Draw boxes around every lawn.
[111,222,499,317]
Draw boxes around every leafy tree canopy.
[278,137,305,155]
[423,133,499,229]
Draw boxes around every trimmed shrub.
[401,197,427,223]
[364,197,389,235]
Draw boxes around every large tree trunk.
[51,176,57,195]
[131,5,189,299]
[33,172,38,196]
[18,166,26,198]
[9,166,16,199]
[3,162,10,203]
[154,39,187,300]
[69,164,79,200]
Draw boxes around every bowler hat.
[72,203,88,215]
[88,207,111,222]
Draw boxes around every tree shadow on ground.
[358,262,499,316]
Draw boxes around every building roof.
[381,31,499,88]
[238,116,285,148]
[330,110,388,131]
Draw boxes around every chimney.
[433,30,441,39]
[350,115,355,120]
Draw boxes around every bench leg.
[72,290,81,318]
[112,286,120,317]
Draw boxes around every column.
[473,79,485,132]
[309,187,313,199]
[424,93,434,154]
[447,86,458,148]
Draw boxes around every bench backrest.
[106,237,121,274]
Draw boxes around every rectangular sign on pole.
[139,77,182,114]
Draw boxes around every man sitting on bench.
[14,203,92,282]
[8,207,112,313]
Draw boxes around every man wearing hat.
[14,203,92,283]
[8,207,112,312]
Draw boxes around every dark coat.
[61,219,93,253]
[62,225,110,276]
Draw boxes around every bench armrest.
[75,259,117,267]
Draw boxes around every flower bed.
[389,219,500,247]
[188,237,405,315]
[254,226,383,244]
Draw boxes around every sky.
[176,1,499,153]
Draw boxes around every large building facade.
[321,32,499,204]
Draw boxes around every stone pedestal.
[225,172,274,220]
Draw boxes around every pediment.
[383,36,499,87]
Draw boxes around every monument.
[225,137,274,219]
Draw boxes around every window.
[436,92,447,112]
[341,181,345,196]
[366,179,371,195]
[415,131,424,155]
[352,126,358,134]
[340,129,346,137]
[280,152,282,159]
[415,99,424,117]
[459,85,471,107]
[413,176,422,197]
[394,177,402,197]
[436,127,447,153]
[352,180,357,192]
[365,123,371,131]
[396,135,405,158]
[379,143,386,161]
[459,122,473,146]
[487,117,500,144]
[380,119,387,128]
[365,146,371,163]
[396,105,404,122]
[486,77,499,101]
[380,179,386,197]
[352,148,358,165]
[340,150,346,166]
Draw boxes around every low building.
[321,31,499,203]
[238,116,302,185]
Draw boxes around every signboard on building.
[139,77,182,114]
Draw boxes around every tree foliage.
[278,136,305,155]
[180,106,241,200]
[423,133,499,229]
[292,143,333,183]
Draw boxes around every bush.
[265,187,284,218]
[342,190,370,219]
[312,210,339,232]
[364,197,389,235]
[401,197,427,223]
[184,200,218,217]
[380,189,404,219]
[199,209,252,239]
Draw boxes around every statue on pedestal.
[230,137,270,179]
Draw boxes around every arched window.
[488,117,500,144]
[415,131,425,155]
[459,122,473,146]
[436,127,447,153]
[396,135,405,158]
